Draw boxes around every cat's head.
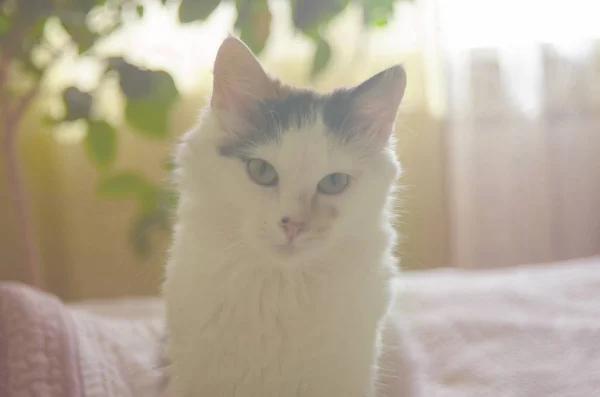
[179,36,406,263]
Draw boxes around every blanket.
[0,282,166,397]
[2,255,600,397]
[395,256,600,397]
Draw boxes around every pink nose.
[280,218,306,241]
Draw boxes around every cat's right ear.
[211,36,280,113]
[338,65,406,147]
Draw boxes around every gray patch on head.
[322,90,355,140]
[323,68,395,142]
[218,88,356,159]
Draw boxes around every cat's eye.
[246,158,278,186]
[317,173,349,195]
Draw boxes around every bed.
[2,255,599,396]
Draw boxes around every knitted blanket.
[0,282,167,397]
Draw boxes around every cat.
[163,36,421,397]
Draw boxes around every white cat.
[163,36,420,397]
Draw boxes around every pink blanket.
[5,256,600,397]
[0,282,167,397]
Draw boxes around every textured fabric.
[73,256,600,397]
[69,310,166,397]
[0,283,166,397]
[394,255,600,396]
[3,256,600,396]
[0,282,82,397]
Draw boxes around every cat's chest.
[167,267,389,396]
[195,274,355,339]
[176,270,387,356]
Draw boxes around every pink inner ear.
[359,102,395,121]
[348,67,406,142]
[212,78,261,112]
[211,83,232,110]
[352,99,400,141]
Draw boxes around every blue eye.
[246,159,278,186]
[317,173,349,195]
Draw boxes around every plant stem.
[0,38,44,289]
[2,112,44,289]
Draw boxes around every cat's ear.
[345,65,406,144]
[211,36,280,112]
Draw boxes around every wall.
[0,60,449,301]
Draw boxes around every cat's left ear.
[344,65,406,144]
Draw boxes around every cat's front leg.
[374,316,424,397]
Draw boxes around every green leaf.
[63,87,93,121]
[125,72,178,139]
[111,59,153,99]
[96,172,154,200]
[109,59,179,139]
[311,37,331,77]
[109,59,178,103]
[129,211,171,259]
[15,0,53,18]
[129,213,154,259]
[0,12,12,36]
[68,0,102,14]
[145,71,178,105]
[157,188,178,212]
[125,99,170,139]
[178,0,220,23]
[136,5,144,17]
[62,14,98,54]
[361,0,395,28]
[163,157,176,172]
[235,0,271,54]
[96,171,165,225]
[85,120,117,170]
[131,229,151,258]
[292,0,349,32]
[139,186,160,214]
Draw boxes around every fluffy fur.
[163,37,419,397]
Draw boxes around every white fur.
[163,107,417,397]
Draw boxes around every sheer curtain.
[437,0,600,267]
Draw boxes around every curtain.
[438,0,600,267]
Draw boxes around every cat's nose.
[280,217,306,242]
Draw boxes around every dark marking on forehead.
[218,88,354,159]
[322,89,354,138]
[266,90,322,131]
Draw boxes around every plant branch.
[1,103,44,289]
[12,82,42,121]
[0,21,48,289]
